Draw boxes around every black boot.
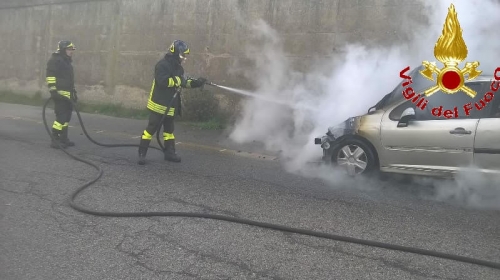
[50,128,67,149]
[60,126,75,147]
[138,139,151,165]
[164,140,181,163]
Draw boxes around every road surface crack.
[150,231,286,279]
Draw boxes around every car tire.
[330,137,377,177]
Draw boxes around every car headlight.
[328,127,340,138]
[321,141,330,149]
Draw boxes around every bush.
[180,88,221,122]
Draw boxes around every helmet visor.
[66,42,76,50]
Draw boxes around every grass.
[181,117,226,130]
[0,90,46,106]
[0,90,226,130]
[76,102,151,120]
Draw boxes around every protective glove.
[49,89,58,99]
[72,89,78,103]
[189,77,207,88]
[197,77,207,85]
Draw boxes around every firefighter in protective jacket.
[46,40,78,149]
[138,40,207,165]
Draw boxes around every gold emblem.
[420,4,482,98]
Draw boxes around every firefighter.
[45,40,78,149]
[137,40,207,165]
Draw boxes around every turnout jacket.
[45,52,75,100]
[147,53,202,116]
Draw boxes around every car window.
[490,104,500,118]
[383,66,435,108]
[389,82,492,121]
[485,86,500,118]
[417,82,491,120]
[389,100,415,121]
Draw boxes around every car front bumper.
[314,134,337,162]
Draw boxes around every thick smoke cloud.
[227,0,500,209]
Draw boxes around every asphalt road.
[1,102,499,280]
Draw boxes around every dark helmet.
[57,40,76,52]
[169,40,190,57]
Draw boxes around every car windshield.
[373,65,435,110]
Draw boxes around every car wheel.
[331,138,376,177]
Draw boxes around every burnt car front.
[313,65,429,172]
[314,116,362,161]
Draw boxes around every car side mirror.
[397,108,416,128]
[368,106,376,115]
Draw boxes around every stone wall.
[0,0,428,110]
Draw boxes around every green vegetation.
[76,102,151,120]
[0,89,230,130]
[0,90,45,106]
[179,88,230,130]
[181,117,226,130]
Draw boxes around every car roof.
[375,66,497,110]
[410,64,495,83]
[465,75,496,83]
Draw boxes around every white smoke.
[226,0,500,209]
[412,166,500,210]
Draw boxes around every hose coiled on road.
[41,96,500,271]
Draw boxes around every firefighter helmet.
[57,40,76,52]
[169,40,190,58]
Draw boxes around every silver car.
[314,65,500,178]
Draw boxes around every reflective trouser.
[52,97,73,134]
[140,107,176,144]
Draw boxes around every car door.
[474,88,500,173]
[379,81,490,175]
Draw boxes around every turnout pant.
[141,107,175,144]
[52,98,73,136]
[138,107,181,162]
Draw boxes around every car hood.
[326,115,363,140]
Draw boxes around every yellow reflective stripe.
[52,121,63,130]
[146,103,163,114]
[148,79,164,114]
[46,77,56,87]
[166,107,174,116]
[141,130,152,140]
[58,90,71,98]
[49,86,57,91]
[148,79,155,101]
[186,80,192,88]
[163,132,175,140]
[63,122,69,127]
[167,76,182,87]
[147,99,175,116]
[168,77,175,87]
[147,78,175,115]
[147,100,165,114]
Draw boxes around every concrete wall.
[0,0,428,109]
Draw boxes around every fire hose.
[40,84,500,271]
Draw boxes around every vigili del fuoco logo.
[399,3,500,119]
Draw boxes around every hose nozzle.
[206,81,219,87]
